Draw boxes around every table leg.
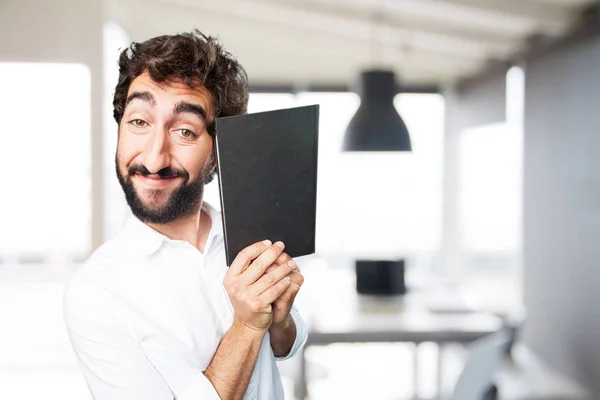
[436,343,445,400]
[295,347,308,400]
[413,342,420,399]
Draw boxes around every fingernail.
[288,260,296,268]
[263,240,272,246]
[284,276,291,283]
[275,241,284,248]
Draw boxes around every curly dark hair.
[112,29,249,133]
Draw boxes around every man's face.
[116,72,215,224]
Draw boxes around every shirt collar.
[203,201,224,240]
[121,201,223,257]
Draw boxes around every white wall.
[523,30,600,394]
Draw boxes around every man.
[64,30,307,400]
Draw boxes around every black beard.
[115,157,208,224]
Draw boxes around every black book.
[215,104,320,266]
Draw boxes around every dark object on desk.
[215,105,320,266]
[483,384,498,400]
[355,260,406,295]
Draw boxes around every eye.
[129,119,148,127]
[175,128,197,140]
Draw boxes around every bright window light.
[0,62,92,258]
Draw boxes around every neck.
[147,202,212,253]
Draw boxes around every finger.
[249,262,296,297]
[241,242,286,284]
[274,252,292,267]
[244,249,290,274]
[274,282,301,306]
[265,258,296,275]
[258,276,292,305]
[265,260,304,286]
[264,265,302,295]
[277,279,302,300]
[286,269,304,286]
[229,240,272,276]
[267,266,303,286]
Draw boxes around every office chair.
[449,329,511,400]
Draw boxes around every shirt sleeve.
[274,305,308,361]
[63,273,221,400]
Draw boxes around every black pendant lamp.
[343,69,412,151]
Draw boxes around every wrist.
[270,314,293,334]
[269,314,297,358]
[232,317,269,338]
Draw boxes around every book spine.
[214,134,232,266]
[311,105,320,254]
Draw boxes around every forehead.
[127,72,213,116]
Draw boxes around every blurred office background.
[0,0,599,399]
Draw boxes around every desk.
[294,262,504,399]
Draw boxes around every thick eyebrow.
[173,101,208,123]
[125,91,156,107]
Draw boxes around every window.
[458,122,522,254]
[455,66,524,311]
[0,62,92,261]
[458,67,524,260]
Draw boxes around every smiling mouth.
[134,173,181,188]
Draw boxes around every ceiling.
[108,0,596,89]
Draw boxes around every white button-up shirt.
[64,202,307,400]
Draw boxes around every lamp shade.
[343,70,412,151]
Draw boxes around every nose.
[142,128,171,174]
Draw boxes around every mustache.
[127,164,189,181]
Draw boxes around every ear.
[202,154,219,185]
[208,152,217,174]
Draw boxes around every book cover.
[215,104,319,266]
